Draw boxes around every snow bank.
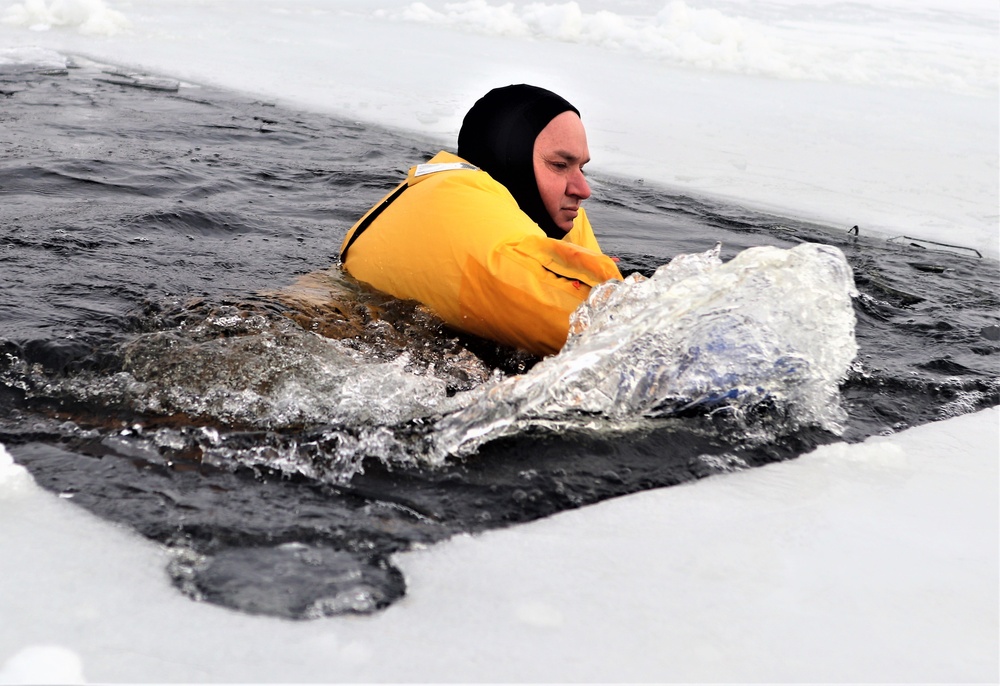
[378,0,997,96]
[1,0,130,37]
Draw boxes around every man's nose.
[569,169,591,200]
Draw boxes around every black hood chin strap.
[458,84,579,240]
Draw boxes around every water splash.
[7,244,859,480]
[433,243,859,459]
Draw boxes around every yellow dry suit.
[339,151,623,357]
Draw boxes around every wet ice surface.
[1,58,997,619]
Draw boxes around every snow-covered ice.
[1,410,996,682]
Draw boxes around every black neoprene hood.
[457,84,579,239]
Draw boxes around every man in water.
[339,84,623,357]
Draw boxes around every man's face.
[533,111,592,232]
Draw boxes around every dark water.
[2,58,997,619]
